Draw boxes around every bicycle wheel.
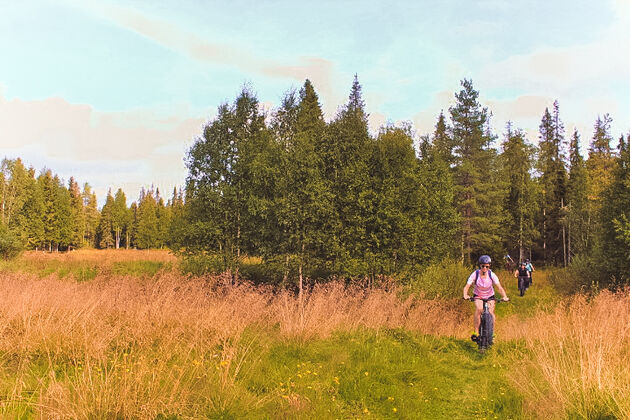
[479,312,493,349]
[482,312,494,348]
[518,277,526,296]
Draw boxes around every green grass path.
[225,274,557,419]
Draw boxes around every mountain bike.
[467,297,506,351]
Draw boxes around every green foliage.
[500,123,537,261]
[548,254,597,295]
[0,224,22,259]
[535,101,568,265]
[111,260,169,277]
[179,253,227,276]
[406,259,471,299]
[450,79,504,264]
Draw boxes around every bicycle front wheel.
[479,312,494,349]
[480,312,494,349]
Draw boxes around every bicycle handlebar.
[464,297,509,302]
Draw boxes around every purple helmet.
[478,255,492,265]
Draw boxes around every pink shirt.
[466,270,500,299]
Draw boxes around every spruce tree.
[97,190,115,249]
[566,128,589,260]
[587,114,616,256]
[500,123,537,261]
[275,79,333,289]
[600,133,630,284]
[535,101,568,265]
[324,75,373,276]
[449,79,503,264]
[82,183,99,247]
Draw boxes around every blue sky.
[1,0,629,206]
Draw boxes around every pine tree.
[599,133,630,284]
[68,177,84,249]
[566,128,589,260]
[431,111,456,167]
[135,187,159,249]
[535,101,568,265]
[82,183,99,247]
[112,189,130,249]
[274,79,333,290]
[587,114,616,256]
[97,190,115,249]
[324,75,373,276]
[500,122,537,261]
[449,79,503,264]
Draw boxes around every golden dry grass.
[0,271,471,418]
[505,289,630,419]
[0,263,628,418]
[21,249,177,265]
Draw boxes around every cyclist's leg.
[488,299,496,326]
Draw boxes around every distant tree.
[112,188,130,249]
[68,177,84,248]
[135,187,159,249]
[97,190,115,249]
[82,183,99,247]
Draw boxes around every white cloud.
[0,93,203,205]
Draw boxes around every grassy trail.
[251,272,554,419]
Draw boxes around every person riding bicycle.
[525,259,535,285]
[514,261,531,293]
[462,255,509,340]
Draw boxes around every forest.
[1,77,629,289]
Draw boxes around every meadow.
[0,250,628,419]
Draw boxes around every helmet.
[525,259,530,263]
[478,255,492,265]
[520,261,526,266]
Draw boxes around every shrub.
[406,258,470,299]
[0,225,22,260]
[548,254,598,295]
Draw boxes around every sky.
[1,0,630,207]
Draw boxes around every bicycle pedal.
[471,334,478,342]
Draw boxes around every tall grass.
[504,289,630,419]
[0,260,628,418]
[0,271,473,418]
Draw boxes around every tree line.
[0,159,183,255]
[1,77,629,287]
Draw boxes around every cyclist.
[463,255,509,340]
[514,261,530,293]
[525,259,535,285]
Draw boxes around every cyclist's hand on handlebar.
[463,295,470,300]
[503,297,510,302]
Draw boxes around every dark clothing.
[517,267,529,277]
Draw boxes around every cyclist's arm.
[463,282,472,300]
[495,282,509,301]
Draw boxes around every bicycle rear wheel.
[518,277,526,296]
